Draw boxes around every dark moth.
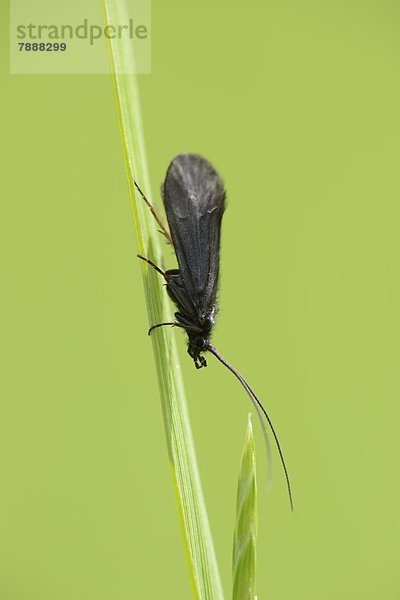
[137,154,293,510]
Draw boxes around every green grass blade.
[232,415,257,600]
[103,2,224,598]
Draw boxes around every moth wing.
[163,154,225,315]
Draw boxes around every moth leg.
[148,321,183,336]
[174,312,204,332]
[134,181,172,243]
[137,254,168,280]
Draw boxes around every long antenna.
[206,343,294,511]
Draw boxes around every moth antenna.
[206,343,294,511]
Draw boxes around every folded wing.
[163,154,226,316]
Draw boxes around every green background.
[1,1,400,598]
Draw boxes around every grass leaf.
[232,415,257,600]
[103,1,224,597]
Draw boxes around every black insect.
[136,154,293,510]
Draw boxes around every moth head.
[188,336,209,369]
